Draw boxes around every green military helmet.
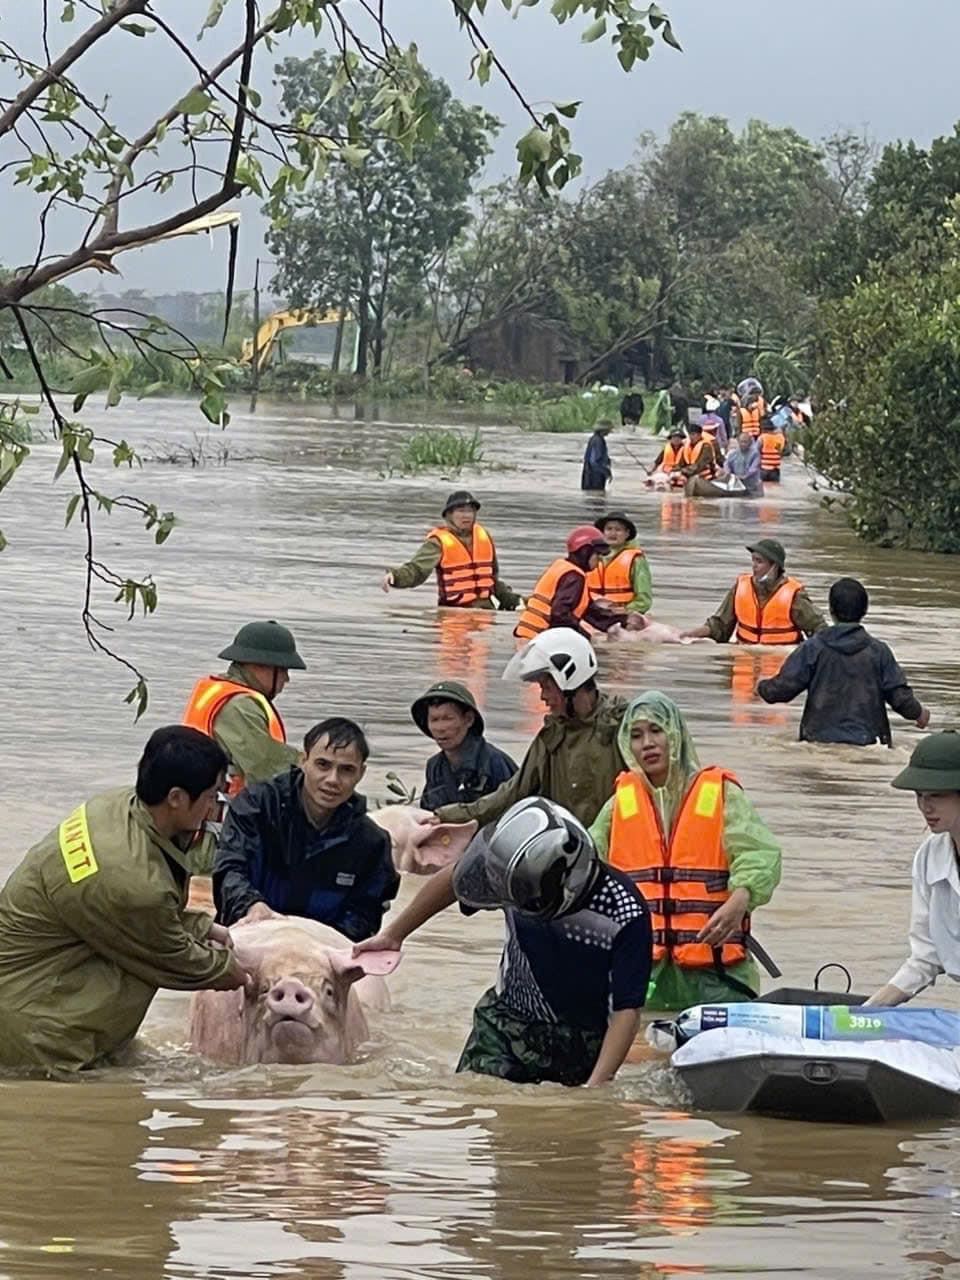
[746,538,787,570]
[410,680,484,738]
[892,730,960,792]
[218,620,307,670]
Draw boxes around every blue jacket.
[421,734,518,810]
[213,768,399,940]
[581,431,611,490]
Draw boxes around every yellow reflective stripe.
[617,782,639,820]
[58,803,99,883]
[693,780,721,819]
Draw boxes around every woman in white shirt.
[867,732,960,1006]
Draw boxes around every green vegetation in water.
[527,389,623,433]
[385,428,485,476]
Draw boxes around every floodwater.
[3,396,960,1279]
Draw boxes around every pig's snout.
[266,978,315,1022]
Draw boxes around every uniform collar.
[129,795,194,872]
[922,833,960,887]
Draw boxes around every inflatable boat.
[665,987,960,1123]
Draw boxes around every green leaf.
[555,101,580,119]
[120,21,153,36]
[200,0,228,35]
[123,678,149,721]
[64,493,81,527]
[175,88,213,117]
[581,17,606,42]
[0,528,6,552]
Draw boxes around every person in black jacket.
[213,718,399,939]
[757,578,930,746]
[411,680,517,809]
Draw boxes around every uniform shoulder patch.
[58,804,99,883]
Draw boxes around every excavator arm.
[240,307,345,370]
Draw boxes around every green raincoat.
[589,692,782,1010]
[212,662,301,783]
[388,522,521,610]
[0,788,234,1074]
[436,693,629,830]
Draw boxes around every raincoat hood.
[617,691,701,829]
[820,623,871,655]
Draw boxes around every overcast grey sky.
[5,0,960,295]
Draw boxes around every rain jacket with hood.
[0,787,233,1074]
[388,522,521,610]
[436,693,629,830]
[589,692,782,1010]
[757,624,923,746]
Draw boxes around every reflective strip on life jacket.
[426,524,496,606]
[514,558,589,640]
[760,431,785,472]
[182,676,287,795]
[586,547,644,606]
[733,573,803,645]
[608,767,747,968]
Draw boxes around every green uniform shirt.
[389,524,521,610]
[212,663,301,783]
[0,787,233,1073]
[599,541,653,615]
[703,575,826,643]
[436,693,628,829]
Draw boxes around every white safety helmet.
[502,628,598,692]
[453,797,599,919]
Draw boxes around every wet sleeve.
[790,589,828,637]
[584,598,624,633]
[389,537,442,590]
[610,915,653,1011]
[723,782,782,911]
[876,643,923,721]
[705,587,737,643]
[212,695,300,785]
[588,797,614,858]
[337,834,401,942]
[625,554,653,615]
[212,790,269,926]
[756,644,813,703]
[55,881,231,991]
[551,570,593,635]
[491,549,522,610]
[890,849,942,995]
[436,739,544,826]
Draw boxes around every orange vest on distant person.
[740,403,762,437]
[426,524,496,606]
[514,558,589,640]
[661,441,683,472]
[680,438,715,479]
[182,677,287,796]
[608,768,748,968]
[733,572,803,645]
[760,430,786,474]
[586,547,645,606]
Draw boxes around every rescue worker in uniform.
[382,491,520,610]
[182,620,306,794]
[739,393,764,439]
[514,526,640,641]
[589,691,782,1009]
[0,726,248,1073]
[587,512,653,618]
[646,428,687,487]
[677,422,717,485]
[436,629,628,831]
[681,539,826,645]
[758,418,787,482]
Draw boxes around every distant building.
[461,314,588,384]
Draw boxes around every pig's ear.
[407,819,479,874]
[329,949,401,983]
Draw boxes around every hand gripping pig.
[190,917,398,1065]
[369,805,477,874]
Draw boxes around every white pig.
[190,917,396,1066]
[606,619,698,645]
[370,806,477,874]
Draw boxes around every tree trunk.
[331,301,347,373]
[355,288,370,376]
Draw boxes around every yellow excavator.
[240,307,346,371]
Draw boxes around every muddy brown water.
[3,397,960,1278]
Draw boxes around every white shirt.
[890,833,960,996]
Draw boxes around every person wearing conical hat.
[382,490,520,611]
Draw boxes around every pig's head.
[371,805,478,874]
[191,925,388,1066]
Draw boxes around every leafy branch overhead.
[0,0,679,713]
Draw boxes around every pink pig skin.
[370,806,477,874]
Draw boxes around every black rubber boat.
[674,984,960,1123]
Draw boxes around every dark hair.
[303,717,370,761]
[136,726,227,805]
[829,577,869,623]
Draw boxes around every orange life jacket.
[514,557,589,640]
[760,430,786,473]
[740,403,762,437]
[661,441,683,473]
[680,438,715,479]
[586,546,645,606]
[733,572,803,645]
[426,524,496,606]
[608,767,748,969]
[182,676,287,796]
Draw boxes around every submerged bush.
[527,388,623,432]
[387,428,485,474]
